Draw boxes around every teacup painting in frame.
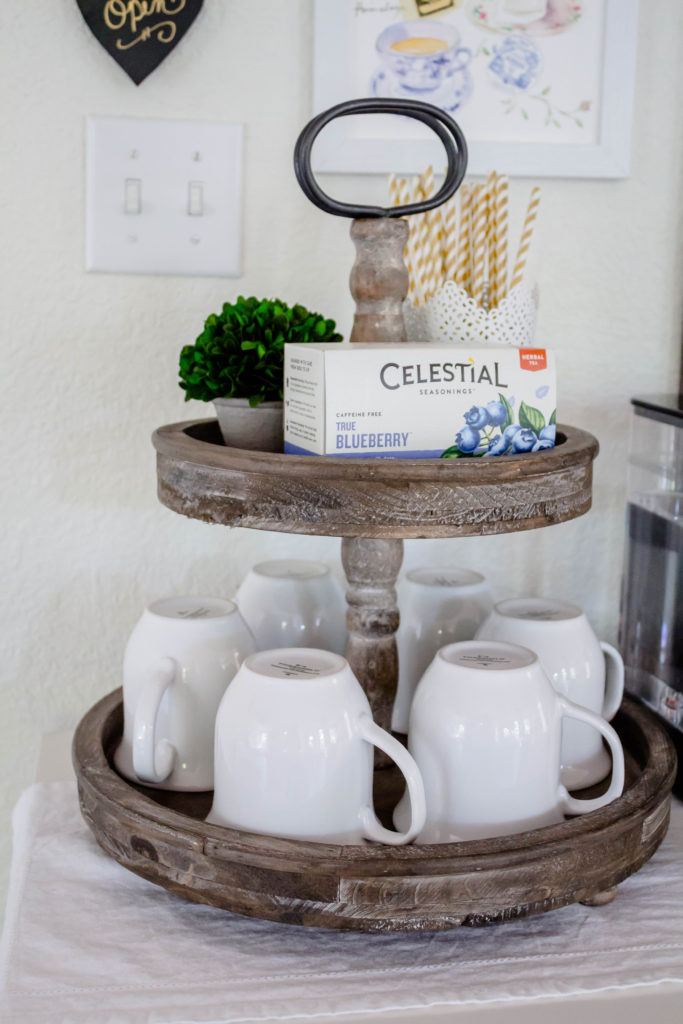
[312,0,638,177]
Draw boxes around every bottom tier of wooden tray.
[73,690,676,933]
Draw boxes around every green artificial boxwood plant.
[179,296,342,407]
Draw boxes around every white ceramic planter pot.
[213,397,283,452]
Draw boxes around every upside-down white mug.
[235,559,347,654]
[393,567,493,733]
[207,648,426,845]
[475,598,624,789]
[114,597,255,791]
[394,640,625,843]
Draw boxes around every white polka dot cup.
[235,559,347,654]
[394,640,624,843]
[475,598,624,789]
[115,597,255,791]
[208,649,426,845]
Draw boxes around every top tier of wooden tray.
[152,420,598,539]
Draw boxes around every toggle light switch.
[188,180,203,217]
[86,116,243,276]
[124,178,141,215]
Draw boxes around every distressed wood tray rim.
[73,692,671,925]
[152,419,597,482]
[151,419,599,540]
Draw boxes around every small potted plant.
[179,296,342,451]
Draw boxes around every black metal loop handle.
[293,98,468,219]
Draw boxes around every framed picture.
[312,0,638,177]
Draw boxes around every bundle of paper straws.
[388,169,541,309]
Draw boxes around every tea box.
[284,343,556,459]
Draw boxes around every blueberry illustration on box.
[442,394,556,458]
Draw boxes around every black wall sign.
[77,0,204,85]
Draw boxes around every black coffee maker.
[620,394,682,792]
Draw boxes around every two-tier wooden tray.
[69,418,677,931]
[74,108,677,931]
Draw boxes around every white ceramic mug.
[235,559,347,654]
[207,648,426,845]
[394,640,624,843]
[114,597,255,791]
[393,568,493,733]
[475,598,625,789]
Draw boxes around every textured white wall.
[1,0,682,916]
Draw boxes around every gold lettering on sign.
[116,21,177,48]
[103,0,186,48]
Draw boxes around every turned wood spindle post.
[342,538,404,761]
[345,218,409,756]
[349,218,410,345]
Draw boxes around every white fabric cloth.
[1,781,682,1024]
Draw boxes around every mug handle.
[132,656,177,784]
[600,641,624,721]
[557,697,625,815]
[357,714,426,845]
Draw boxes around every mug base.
[560,744,612,791]
[205,808,369,845]
[394,790,565,842]
[113,741,214,793]
[414,809,566,843]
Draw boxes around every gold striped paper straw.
[422,165,435,201]
[427,214,445,299]
[470,184,489,307]
[416,172,440,305]
[441,196,458,284]
[510,186,541,292]
[421,166,443,301]
[409,175,429,305]
[406,176,420,304]
[387,173,401,210]
[492,173,509,305]
[486,171,498,309]
[395,175,417,303]
[482,183,493,310]
[454,184,472,293]
[397,176,411,212]
[467,185,477,298]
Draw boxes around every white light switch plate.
[85,116,243,276]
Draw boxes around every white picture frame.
[312,0,638,178]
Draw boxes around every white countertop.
[7,731,679,1024]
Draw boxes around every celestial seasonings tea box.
[284,343,556,459]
